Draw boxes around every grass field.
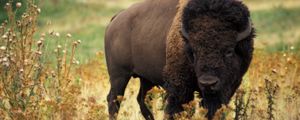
[1,0,300,119]
[33,0,300,61]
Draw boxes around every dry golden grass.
[244,0,300,11]
[76,50,300,120]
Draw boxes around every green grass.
[265,37,300,52]
[252,6,300,34]
[250,6,300,53]
[0,0,27,22]
[47,1,300,59]
[72,24,107,61]
[4,0,298,62]
[35,0,125,63]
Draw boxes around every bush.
[0,1,87,119]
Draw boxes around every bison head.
[181,0,255,118]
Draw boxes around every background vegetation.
[0,0,299,119]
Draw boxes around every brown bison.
[104,0,255,119]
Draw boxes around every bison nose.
[198,75,219,87]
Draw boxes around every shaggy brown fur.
[163,0,197,116]
[164,0,255,119]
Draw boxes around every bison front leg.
[163,63,196,119]
[164,85,194,119]
[163,61,196,119]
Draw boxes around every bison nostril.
[198,76,219,87]
[199,80,217,86]
[199,80,218,86]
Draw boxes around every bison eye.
[225,48,234,57]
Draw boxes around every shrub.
[0,1,85,119]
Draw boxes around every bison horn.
[237,18,252,41]
[181,25,189,39]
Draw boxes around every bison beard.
[201,93,222,119]
[200,85,236,119]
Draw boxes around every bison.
[104,0,255,119]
